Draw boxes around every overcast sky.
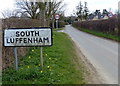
[0,0,119,17]
[64,0,119,16]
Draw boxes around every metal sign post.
[56,20,58,35]
[14,47,18,70]
[55,14,60,35]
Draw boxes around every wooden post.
[40,47,43,70]
[40,9,45,70]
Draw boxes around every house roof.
[88,14,108,20]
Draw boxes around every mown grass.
[73,25,120,42]
[2,32,85,84]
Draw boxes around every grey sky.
[0,0,119,17]
[64,0,119,16]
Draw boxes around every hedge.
[73,18,119,36]
[2,18,49,69]
[54,21,65,28]
[2,18,49,29]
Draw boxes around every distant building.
[103,14,108,19]
[93,16,98,20]
[89,14,108,20]
[65,16,78,24]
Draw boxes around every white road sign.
[4,28,52,47]
[108,12,113,18]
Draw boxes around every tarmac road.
[64,25,118,84]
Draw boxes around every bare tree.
[16,0,63,19]
[16,1,39,19]
[1,9,19,19]
[16,0,64,28]
[36,0,64,27]
[75,1,89,20]
[45,0,64,27]
[83,2,89,20]
[75,1,83,20]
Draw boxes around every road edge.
[64,31,105,84]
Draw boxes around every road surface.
[64,25,118,84]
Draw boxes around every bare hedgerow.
[2,18,49,69]
[73,18,118,36]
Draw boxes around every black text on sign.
[4,28,52,47]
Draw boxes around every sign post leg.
[40,47,43,70]
[40,10,45,71]
[14,47,18,70]
[56,20,58,35]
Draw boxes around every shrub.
[2,18,49,29]
[2,18,49,69]
[54,21,65,28]
[73,18,118,36]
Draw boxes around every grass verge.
[73,25,120,42]
[2,32,85,84]
[52,28,64,31]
